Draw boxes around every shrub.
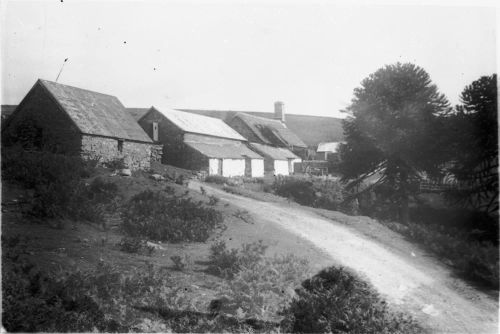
[1,147,89,189]
[208,195,220,206]
[170,255,191,271]
[273,176,346,211]
[207,240,267,279]
[280,266,422,334]
[118,237,155,256]
[30,176,119,223]
[121,190,224,242]
[103,157,127,170]
[205,175,229,184]
[217,254,311,322]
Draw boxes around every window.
[152,122,159,141]
[117,139,124,153]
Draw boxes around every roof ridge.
[38,79,119,99]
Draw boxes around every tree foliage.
[444,74,498,214]
[339,63,451,222]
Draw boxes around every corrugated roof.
[184,134,262,159]
[230,113,307,148]
[154,107,246,141]
[317,142,343,153]
[39,80,152,143]
[249,142,299,160]
[127,107,150,121]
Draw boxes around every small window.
[117,139,124,153]
[152,122,159,141]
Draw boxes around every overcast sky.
[1,0,497,118]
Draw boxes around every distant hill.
[177,109,345,148]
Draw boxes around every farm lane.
[189,181,498,334]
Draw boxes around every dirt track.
[190,181,498,334]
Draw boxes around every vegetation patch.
[2,148,117,223]
[207,240,268,279]
[381,219,499,289]
[121,189,224,242]
[280,266,422,334]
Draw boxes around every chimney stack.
[274,101,285,123]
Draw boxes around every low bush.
[217,254,311,322]
[1,147,91,189]
[280,266,422,334]
[121,190,224,242]
[30,176,119,223]
[118,237,155,256]
[103,157,127,170]
[207,240,267,279]
[205,175,229,184]
[273,176,349,212]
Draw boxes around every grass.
[381,219,499,289]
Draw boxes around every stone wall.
[81,135,153,170]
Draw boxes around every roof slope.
[127,107,150,121]
[39,80,151,143]
[249,142,299,160]
[184,134,262,159]
[231,113,307,148]
[317,142,343,153]
[179,108,344,147]
[154,107,246,141]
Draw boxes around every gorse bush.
[1,147,94,188]
[1,148,118,222]
[273,176,347,211]
[281,266,422,334]
[121,190,224,242]
[204,175,229,184]
[30,176,119,222]
[218,254,311,322]
[118,237,155,256]
[207,240,268,279]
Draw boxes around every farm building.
[178,101,343,158]
[316,142,343,160]
[225,104,308,159]
[2,79,157,170]
[249,142,300,175]
[136,107,264,177]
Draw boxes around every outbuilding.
[2,79,157,170]
[249,142,300,176]
[137,107,264,177]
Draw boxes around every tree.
[339,63,451,222]
[445,74,498,214]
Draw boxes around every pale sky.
[1,0,497,118]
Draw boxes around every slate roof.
[38,80,152,143]
[317,142,343,153]
[179,108,344,147]
[184,134,262,159]
[230,113,307,148]
[153,107,246,141]
[127,107,150,121]
[249,142,299,160]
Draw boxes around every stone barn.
[249,142,300,176]
[2,79,156,170]
[137,107,264,177]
